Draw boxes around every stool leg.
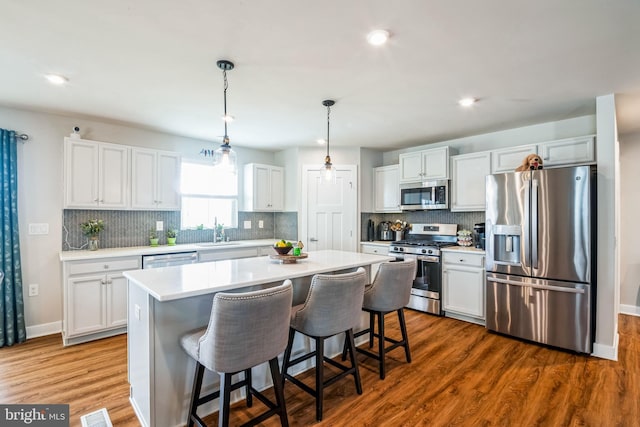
[340,334,349,361]
[218,373,232,427]
[187,362,205,427]
[369,311,375,348]
[269,357,289,427]
[281,328,296,387]
[398,308,412,363]
[315,337,324,421]
[345,329,363,394]
[377,312,386,380]
[244,368,253,407]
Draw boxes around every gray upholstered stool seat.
[342,259,417,379]
[281,268,367,421]
[180,280,293,427]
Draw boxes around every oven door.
[412,255,442,299]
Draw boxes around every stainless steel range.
[388,223,458,315]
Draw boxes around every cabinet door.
[399,152,423,183]
[99,143,129,208]
[539,136,595,167]
[67,275,106,336]
[107,273,128,328]
[443,265,485,318]
[450,152,491,211]
[253,165,272,210]
[491,145,537,174]
[156,151,181,210]
[422,147,449,180]
[269,167,284,211]
[131,148,157,209]
[64,139,100,208]
[374,165,400,212]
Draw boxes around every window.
[180,160,238,229]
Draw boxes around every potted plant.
[149,229,159,247]
[80,219,105,251]
[166,228,178,246]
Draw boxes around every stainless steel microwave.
[400,180,449,210]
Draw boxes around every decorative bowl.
[273,246,293,255]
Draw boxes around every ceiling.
[2,0,640,151]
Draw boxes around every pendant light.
[320,99,336,183]
[201,59,237,173]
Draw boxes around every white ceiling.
[2,0,640,150]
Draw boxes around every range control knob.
[421,249,427,254]
[428,249,434,255]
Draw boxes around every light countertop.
[59,239,277,261]
[442,245,486,254]
[123,249,392,302]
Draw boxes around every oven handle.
[387,253,440,263]
[417,255,440,263]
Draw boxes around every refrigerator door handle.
[531,179,539,269]
[523,181,530,268]
[486,276,586,294]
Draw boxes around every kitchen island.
[124,249,391,427]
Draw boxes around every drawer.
[361,244,389,255]
[443,252,484,268]
[198,248,259,262]
[67,257,141,275]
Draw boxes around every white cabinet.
[62,256,140,345]
[450,152,491,212]
[539,135,595,167]
[374,165,401,212]
[491,144,537,174]
[64,138,129,209]
[131,148,181,210]
[442,251,485,325]
[399,147,450,183]
[243,163,284,211]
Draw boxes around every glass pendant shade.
[212,141,237,173]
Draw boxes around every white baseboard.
[26,321,61,339]
[592,333,619,361]
[619,304,640,317]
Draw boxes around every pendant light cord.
[326,104,331,159]
[223,69,229,144]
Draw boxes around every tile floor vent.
[80,408,113,427]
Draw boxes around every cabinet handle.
[310,238,318,242]
[103,265,109,269]
[107,278,112,284]
[100,279,106,285]
[99,199,104,203]
[94,199,99,202]
[460,259,465,262]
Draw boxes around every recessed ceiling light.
[366,30,390,46]
[458,97,477,107]
[44,74,68,85]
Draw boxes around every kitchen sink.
[196,242,241,247]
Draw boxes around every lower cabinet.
[360,243,390,280]
[442,251,485,325]
[62,256,141,345]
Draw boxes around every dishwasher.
[142,251,198,269]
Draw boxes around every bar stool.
[343,259,416,379]
[180,280,293,427]
[281,268,367,421]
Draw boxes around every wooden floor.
[1,311,638,426]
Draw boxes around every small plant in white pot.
[166,228,178,246]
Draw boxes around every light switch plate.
[28,223,49,235]
[156,221,164,231]
[244,221,252,229]
[258,220,264,228]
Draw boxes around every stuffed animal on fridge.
[515,153,544,172]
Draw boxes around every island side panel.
[128,282,152,427]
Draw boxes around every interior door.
[302,165,357,252]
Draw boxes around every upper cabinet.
[374,164,401,212]
[399,147,450,183]
[64,138,129,209]
[131,148,181,210]
[243,163,284,211]
[450,152,491,212]
[490,135,595,174]
[490,144,537,174]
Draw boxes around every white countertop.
[123,249,393,302]
[441,245,486,254]
[59,239,277,261]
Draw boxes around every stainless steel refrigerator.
[485,165,596,353]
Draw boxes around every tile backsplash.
[361,210,485,241]
[62,210,298,250]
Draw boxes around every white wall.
[619,130,640,316]
[0,106,277,334]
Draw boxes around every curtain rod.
[15,133,29,141]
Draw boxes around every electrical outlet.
[258,220,264,229]
[28,223,49,235]
[28,284,39,297]
[134,304,141,320]
[244,221,252,229]
[156,221,163,231]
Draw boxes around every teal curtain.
[0,128,26,347]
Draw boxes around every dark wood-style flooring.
[1,311,638,426]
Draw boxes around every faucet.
[213,217,224,242]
